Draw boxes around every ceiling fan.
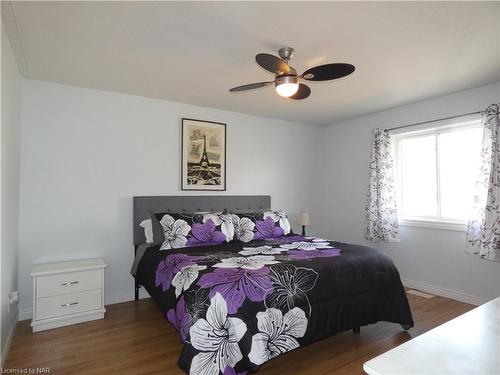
[229,47,355,100]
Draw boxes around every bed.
[132,195,413,375]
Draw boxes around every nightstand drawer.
[36,289,102,320]
[37,269,102,298]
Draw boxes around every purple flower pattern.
[254,217,284,240]
[166,296,191,343]
[155,254,201,291]
[186,219,226,247]
[224,368,247,375]
[287,248,341,260]
[198,267,272,314]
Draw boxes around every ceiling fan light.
[275,75,299,97]
[276,83,299,97]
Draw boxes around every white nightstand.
[31,258,106,332]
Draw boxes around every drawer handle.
[61,302,79,307]
[61,281,79,286]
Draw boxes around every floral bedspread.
[134,236,413,375]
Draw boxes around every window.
[392,118,483,230]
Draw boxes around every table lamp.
[298,211,311,236]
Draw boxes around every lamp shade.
[298,211,311,226]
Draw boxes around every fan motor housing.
[278,47,295,61]
[275,74,298,88]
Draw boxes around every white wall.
[1,23,21,359]
[18,80,323,313]
[318,81,500,303]
[15,73,500,316]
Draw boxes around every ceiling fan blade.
[229,81,274,92]
[289,84,311,100]
[255,53,290,74]
[302,63,355,81]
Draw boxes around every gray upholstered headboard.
[133,195,271,245]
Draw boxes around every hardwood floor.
[3,293,474,375]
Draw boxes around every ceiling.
[2,1,499,126]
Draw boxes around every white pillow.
[139,219,154,244]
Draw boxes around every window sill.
[399,218,466,232]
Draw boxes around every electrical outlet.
[7,291,18,314]
[8,291,19,305]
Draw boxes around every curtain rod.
[387,110,483,132]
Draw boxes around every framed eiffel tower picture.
[181,118,226,191]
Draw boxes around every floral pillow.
[152,212,234,250]
[230,210,292,243]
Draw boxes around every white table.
[364,297,500,375]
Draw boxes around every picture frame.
[181,118,226,191]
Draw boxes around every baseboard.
[18,308,33,321]
[1,310,18,367]
[32,310,105,332]
[103,289,150,305]
[401,277,489,306]
[18,289,151,321]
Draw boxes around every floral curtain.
[365,128,400,242]
[465,103,500,262]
